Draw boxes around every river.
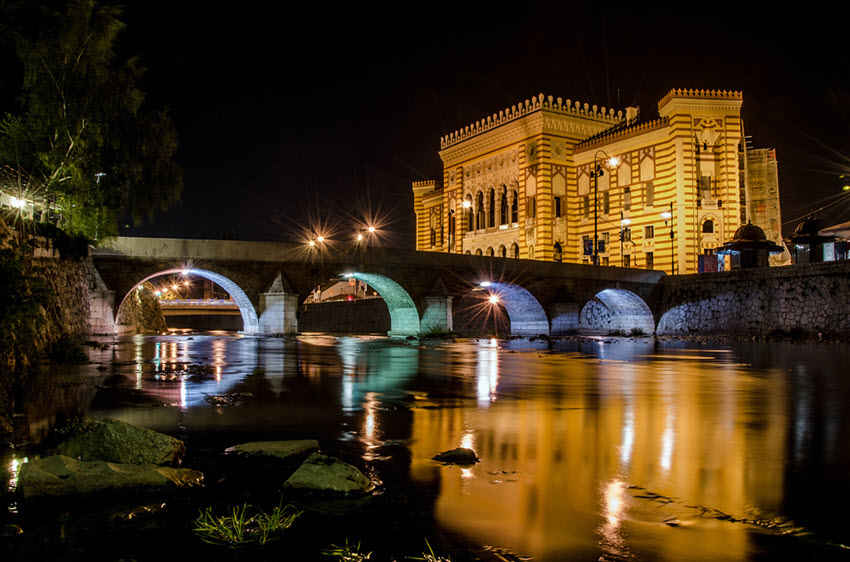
[3,333,850,560]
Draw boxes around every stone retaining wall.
[299,299,390,334]
[657,262,850,336]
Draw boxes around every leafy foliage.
[0,0,182,241]
[192,503,303,547]
[322,538,373,561]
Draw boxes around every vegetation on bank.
[193,503,303,547]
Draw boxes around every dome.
[793,217,823,237]
[732,222,767,242]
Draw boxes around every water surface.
[3,333,850,560]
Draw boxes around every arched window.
[487,247,494,257]
[488,188,496,228]
[553,242,563,263]
[465,195,474,231]
[702,219,714,234]
[476,192,485,230]
[499,245,507,258]
[430,228,436,247]
[465,250,471,255]
[499,186,508,225]
[528,245,535,259]
[512,242,520,259]
[511,190,518,223]
[475,248,483,256]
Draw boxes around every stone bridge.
[89,236,666,337]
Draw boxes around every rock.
[19,455,203,498]
[432,447,479,465]
[225,440,319,462]
[54,418,185,466]
[283,453,372,496]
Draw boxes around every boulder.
[283,453,372,496]
[432,447,479,465]
[54,418,185,466]
[19,455,204,498]
[224,440,318,463]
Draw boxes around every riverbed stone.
[19,455,204,498]
[283,453,371,496]
[432,447,479,465]
[225,439,319,462]
[54,418,185,466]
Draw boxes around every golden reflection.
[8,457,28,493]
[476,339,499,408]
[409,352,785,561]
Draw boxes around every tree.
[0,0,182,241]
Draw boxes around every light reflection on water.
[9,334,850,560]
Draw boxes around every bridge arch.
[343,272,420,337]
[579,288,654,335]
[116,268,260,335]
[480,281,549,336]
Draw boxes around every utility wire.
[783,191,850,225]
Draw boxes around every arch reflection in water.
[335,337,420,411]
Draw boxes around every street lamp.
[590,150,620,265]
[661,202,674,274]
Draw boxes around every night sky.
[12,4,850,245]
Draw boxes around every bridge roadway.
[90,236,666,336]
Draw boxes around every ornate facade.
[412,89,783,274]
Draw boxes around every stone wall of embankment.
[656,261,850,336]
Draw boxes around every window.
[527,196,537,218]
[645,225,654,239]
[487,247,494,257]
[476,192,485,230]
[500,186,508,225]
[511,190,518,223]
[603,232,610,246]
[582,235,593,256]
[623,187,631,211]
[554,196,562,218]
[448,210,456,250]
[499,245,507,258]
[603,191,610,215]
[553,242,563,263]
[699,175,712,200]
[602,256,609,266]
[645,252,654,269]
[475,248,482,256]
[598,235,606,254]
[623,254,631,267]
[528,245,534,259]
[646,181,654,207]
[583,195,590,217]
[702,219,714,234]
[512,243,519,259]
[622,227,631,242]
[488,188,496,228]
[466,197,474,231]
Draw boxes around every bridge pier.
[87,262,116,335]
[258,291,299,336]
[549,303,579,335]
[420,296,454,335]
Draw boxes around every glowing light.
[316,235,325,243]
[607,156,621,168]
[843,185,850,191]
[661,211,672,220]
[479,281,492,287]
[461,199,472,209]
[171,284,179,291]
[180,269,189,276]
[620,218,631,226]
[154,290,161,297]
[9,196,25,209]
[183,281,190,287]
[342,272,355,278]
[308,239,316,247]
[460,431,475,450]
[367,225,376,233]
[488,294,500,305]
[603,479,626,527]
[356,233,364,241]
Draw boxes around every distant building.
[412,88,784,274]
[742,147,789,265]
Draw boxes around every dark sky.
[32,4,850,243]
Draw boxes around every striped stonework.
[411,89,780,274]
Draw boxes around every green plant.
[192,503,302,547]
[322,538,373,561]
[408,538,452,562]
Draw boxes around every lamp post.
[661,202,674,274]
[590,150,620,265]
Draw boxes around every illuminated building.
[412,89,784,274]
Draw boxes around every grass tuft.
[192,502,302,547]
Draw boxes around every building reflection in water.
[409,347,791,561]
